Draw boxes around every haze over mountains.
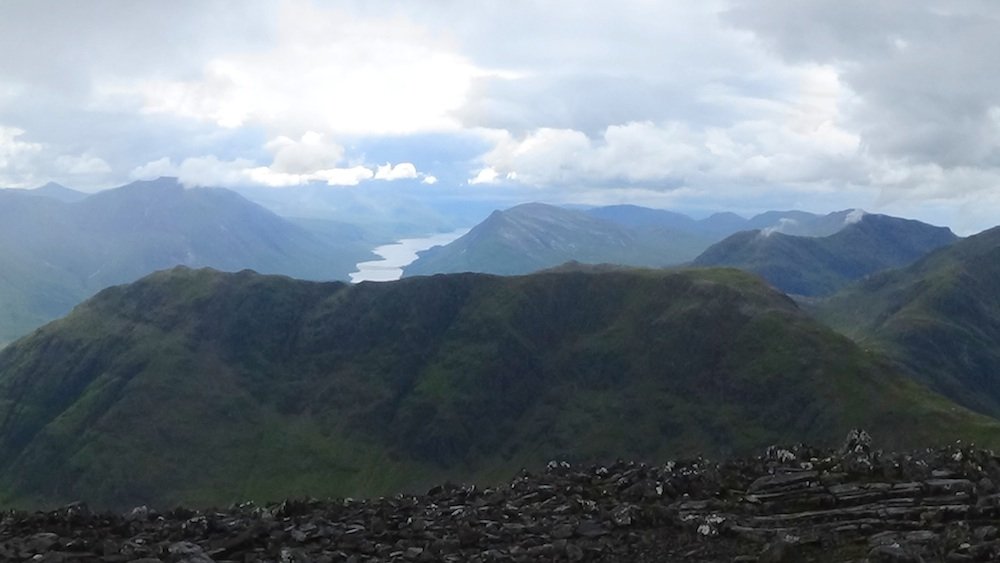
[1,182,89,203]
[0,178,373,345]
[233,182,499,241]
[1,266,995,509]
[1,175,967,348]
[0,175,972,348]
[403,203,957,282]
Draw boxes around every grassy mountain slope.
[816,226,1000,416]
[0,266,995,509]
[0,178,371,346]
[693,214,957,296]
[404,203,714,276]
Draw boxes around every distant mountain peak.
[23,181,88,203]
[35,181,68,191]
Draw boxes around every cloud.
[760,218,798,237]
[473,106,862,190]
[244,164,376,187]
[178,156,256,188]
[312,167,376,186]
[469,168,501,185]
[844,208,866,225]
[725,1,1000,169]
[0,1,485,190]
[266,132,345,175]
[130,157,175,181]
[128,0,487,136]
[0,1,273,94]
[374,162,418,181]
[131,155,381,188]
[130,152,426,188]
[404,1,789,134]
[55,154,112,175]
[3,0,1000,233]
[0,126,43,186]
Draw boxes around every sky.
[1,0,999,234]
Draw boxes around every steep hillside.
[817,226,1000,416]
[0,266,994,509]
[0,178,371,345]
[70,178,369,287]
[404,203,713,276]
[694,214,957,296]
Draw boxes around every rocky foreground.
[4,432,1000,562]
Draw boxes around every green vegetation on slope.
[693,214,957,297]
[0,266,995,510]
[403,203,716,276]
[817,226,1000,417]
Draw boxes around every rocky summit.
[2,432,1000,562]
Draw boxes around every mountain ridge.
[0,177,372,346]
[403,204,934,279]
[816,225,1000,416]
[0,266,996,509]
[693,213,958,296]
[1,182,89,203]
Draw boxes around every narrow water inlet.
[350,229,469,283]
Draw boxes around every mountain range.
[0,177,373,346]
[0,266,995,509]
[3,177,1000,515]
[587,205,859,238]
[1,182,89,203]
[816,225,1000,417]
[693,213,958,296]
[233,182,499,241]
[402,203,946,280]
[2,180,961,348]
[404,203,713,276]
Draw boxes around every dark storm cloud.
[726,0,1000,167]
